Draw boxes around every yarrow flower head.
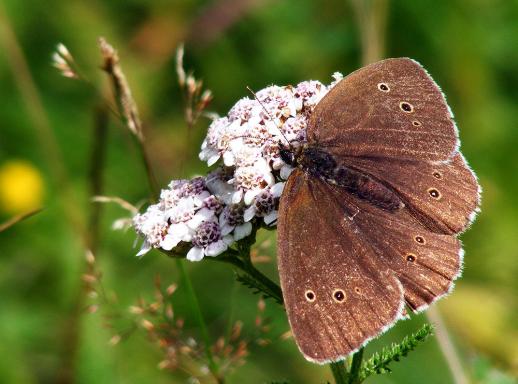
[133,74,342,261]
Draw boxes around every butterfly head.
[279,141,301,166]
[279,143,337,178]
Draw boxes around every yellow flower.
[0,160,44,215]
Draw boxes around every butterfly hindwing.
[277,169,404,363]
[307,58,458,162]
[327,182,464,313]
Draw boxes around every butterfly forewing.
[277,170,404,363]
[307,58,458,162]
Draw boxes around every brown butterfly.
[277,58,480,363]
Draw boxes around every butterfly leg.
[346,205,360,221]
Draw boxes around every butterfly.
[276,58,480,363]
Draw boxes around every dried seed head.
[166,284,177,296]
[52,45,78,79]
[186,337,197,348]
[215,336,225,352]
[154,273,162,289]
[129,305,144,314]
[230,321,243,341]
[87,305,98,314]
[109,335,121,346]
[280,330,293,340]
[176,44,186,87]
[200,89,213,107]
[165,303,174,319]
[256,338,270,347]
[158,360,171,370]
[141,319,154,331]
[179,345,192,355]
[223,345,233,357]
[98,37,144,141]
[257,297,266,312]
[85,249,95,265]
[57,43,73,61]
[187,75,196,94]
[82,274,97,283]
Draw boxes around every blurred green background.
[1,0,517,383]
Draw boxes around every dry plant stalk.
[0,208,42,232]
[92,195,139,215]
[82,249,274,383]
[97,37,159,198]
[176,44,213,130]
[99,37,144,141]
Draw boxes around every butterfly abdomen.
[334,166,403,211]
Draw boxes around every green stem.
[135,135,159,200]
[330,360,350,384]
[224,280,239,343]
[348,348,364,384]
[242,259,283,303]
[211,252,283,304]
[176,259,223,384]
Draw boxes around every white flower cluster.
[133,73,343,261]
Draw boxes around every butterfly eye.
[428,188,441,199]
[377,83,390,92]
[412,120,421,127]
[414,235,426,244]
[305,290,316,302]
[432,171,442,179]
[332,289,346,302]
[399,101,414,113]
[406,253,417,262]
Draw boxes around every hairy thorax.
[297,146,404,211]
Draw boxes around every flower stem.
[329,347,363,384]
[330,360,350,384]
[211,252,283,304]
[241,258,283,303]
[176,259,223,383]
[135,135,159,200]
[348,348,364,384]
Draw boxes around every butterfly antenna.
[246,86,290,145]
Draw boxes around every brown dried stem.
[426,306,470,384]
[99,37,159,199]
[350,0,389,65]
[0,208,43,232]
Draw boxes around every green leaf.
[235,272,283,304]
[359,323,434,381]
